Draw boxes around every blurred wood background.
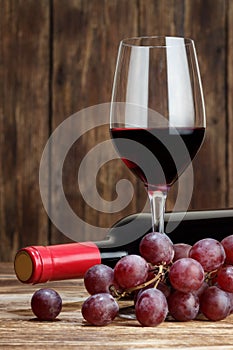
[0,0,232,261]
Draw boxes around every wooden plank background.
[0,0,232,261]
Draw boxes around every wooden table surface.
[1,262,233,350]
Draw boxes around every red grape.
[221,235,233,264]
[139,231,174,265]
[84,264,115,295]
[168,290,199,321]
[114,254,149,289]
[169,258,204,293]
[200,286,231,321]
[227,292,233,314]
[173,243,192,261]
[31,288,62,321]
[217,265,233,293]
[189,238,226,272]
[157,281,171,298]
[193,281,209,298]
[81,293,119,326]
[135,288,168,326]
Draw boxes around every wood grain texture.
[184,0,227,210]
[228,0,233,207]
[51,0,146,244]
[1,263,233,349]
[0,0,49,261]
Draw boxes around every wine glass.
[110,36,206,234]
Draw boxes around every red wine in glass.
[110,127,205,189]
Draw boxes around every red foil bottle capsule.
[14,242,101,284]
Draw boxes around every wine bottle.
[14,209,233,284]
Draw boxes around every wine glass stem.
[148,189,167,233]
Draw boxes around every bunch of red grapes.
[81,232,233,327]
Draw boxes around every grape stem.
[205,269,218,284]
[110,263,167,300]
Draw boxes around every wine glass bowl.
[110,36,206,233]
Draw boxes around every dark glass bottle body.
[14,209,233,284]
